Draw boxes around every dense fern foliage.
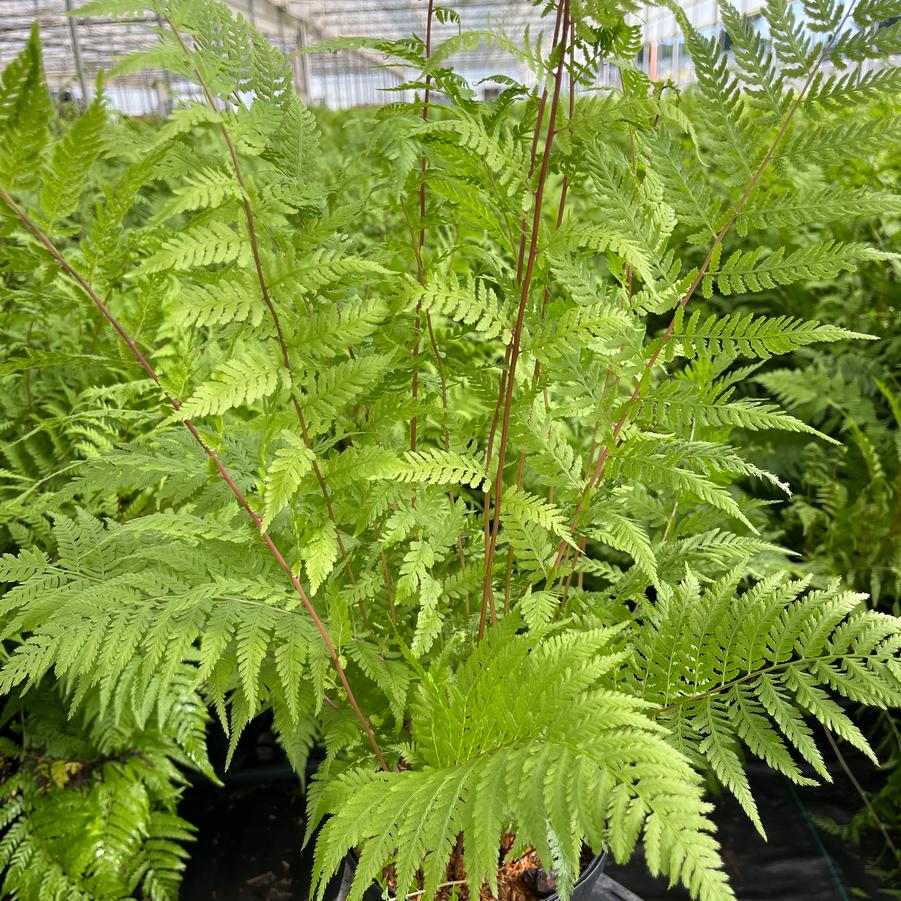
[716,86,901,887]
[1,0,900,899]
[0,668,211,899]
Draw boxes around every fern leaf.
[137,221,249,274]
[674,309,874,361]
[413,273,512,344]
[698,698,764,836]
[411,573,443,657]
[169,271,265,329]
[302,354,393,435]
[591,511,659,585]
[178,349,281,418]
[261,434,316,531]
[0,24,52,191]
[503,487,576,548]
[764,0,819,75]
[39,92,107,223]
[519,588,557,630]
[703,242,877,297]
[302,522,339,596]
[376,449,490,492]
[155,165,241,220]
[736,188,901,234]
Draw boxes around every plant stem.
[479,0,570,640]
[823,727,899,860]
[410,0,435,459]
[505,21,576,613]
[514,3,563,284]
[0,187,389,773]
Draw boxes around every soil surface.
[382,836,596,901]
[180,724,888,900]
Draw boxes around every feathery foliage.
[0,0,899,898]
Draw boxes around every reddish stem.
[410,0,436,458]
[503,19,576,613]
[479,0,571,640]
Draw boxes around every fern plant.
[1,1,900,900]
[0,669,211,900]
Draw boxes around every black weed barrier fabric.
[609,760,887,901]
[180,728,887,901]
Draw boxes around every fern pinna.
[0,1,900,899]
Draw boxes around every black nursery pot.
[325,850,621,901]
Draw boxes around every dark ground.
[180,722,892,901]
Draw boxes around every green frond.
[301,354,394,435]
[137,220,250,274]
[828,20,901,66]
[640,379,835,441]
[702,242,876,297]
[150,102,223,147]
[292,297,390,358]
[519,588,558,630]
[282,250,390,297]
[804,66,901,110]
[775,116,901,166]
[678,12,756,182]
[718,1,789,120]
[2,8,900,900]
[420,115,528,195]
[853,0,901,25]
[261,433,317,530]
[502,486,576,548]
[313,625,734,901]
[674,309,874,361]
[591,510,659,585]
[736,188,901,235]
[302,522,339,596]
[178,348,282,418]
[169,271,265,329]
[154,165,241,220]
[639,575,901,824]
[375,448,490,492]
[0,24,52,192]
[764,0,819,75]
[414,273,512,344]
[39,92,107,225]
[643,130,726,241]
[609,437,755,530]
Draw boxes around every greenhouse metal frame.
[0,0,785,114]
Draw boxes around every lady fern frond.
[312,624,735,901]
[637,573,901,820]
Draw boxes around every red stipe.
[410,0,436,459]
[479,0,571,640]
